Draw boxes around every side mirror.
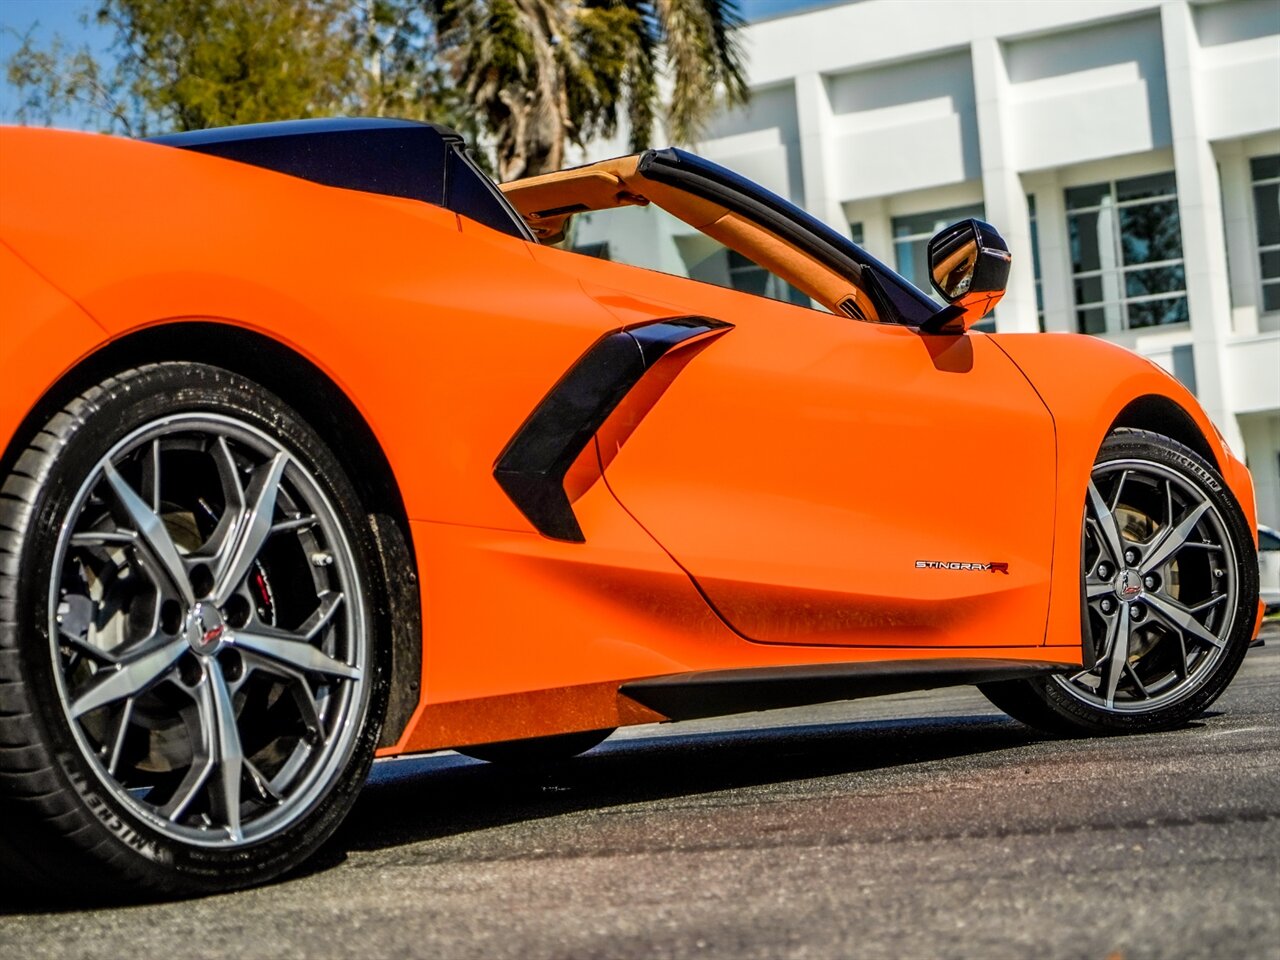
[920,219,1011,333]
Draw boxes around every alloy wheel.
[47,413,369,847]
[1055,458,1239,712]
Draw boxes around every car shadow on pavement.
[326,712,1052,865]
[0,712,1052,914]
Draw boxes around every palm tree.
[433,0,749,181]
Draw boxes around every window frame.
[1028,194,1046,332]
[1065,171,1188,335]
[1249,154,1280,316]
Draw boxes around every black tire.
[457,728,615,765]
[980,428,1258,736]
[0,363,390,900]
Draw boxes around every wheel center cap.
[1115,569,1143,600]
[187,602,227,654]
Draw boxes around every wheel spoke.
[60,631,121,664]
[207,661,245,842]
[270,514,317,535]
[1087,481,1125,566]
[1109,469,1129,513]
[105,698,135,777]
[212,453,288,606]
[1145,593,1226,650]
[159,688,216,823]
[1123,663,1150,700]
[1086,580,1114,599]
[69,636,187,718]
[233,593,358,679]
[189,436,244,569]
[69,530,138,547]
[142,438,162,514]
[244,758,283,805]
[1179,541,1224,552]
[1174,632,1190,679]
[102,462,194,605]
[1099,603,1132,709]
[1140,500,1212,575]
[240,651,324,741]
[1188,594,1227,615]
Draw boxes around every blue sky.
[0,0,112,124]
[0,0,846,127]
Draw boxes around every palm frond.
[653,0,746,145]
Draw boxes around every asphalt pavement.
[4,625,1279,959]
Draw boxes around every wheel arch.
[1107,394,1220,472]
[2,321,423,747]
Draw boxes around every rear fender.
[0,241,107,474]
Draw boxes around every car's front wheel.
[980,428,1258,735]
[0,363,388,899]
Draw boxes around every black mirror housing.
[920,219,1011,333]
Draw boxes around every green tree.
[4,0,447,136]
[435,0,748,180]
[5,0,749,179]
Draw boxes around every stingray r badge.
[915,560,1010,574]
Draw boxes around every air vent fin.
[837,296,865,320]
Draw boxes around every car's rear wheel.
[0,363,388,899]
[980,428,1258,735]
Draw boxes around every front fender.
[990,332,1256,650]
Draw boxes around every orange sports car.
[0,118,1263,897]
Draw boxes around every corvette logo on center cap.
[189,602,227,651]
[1118,570,1142,598]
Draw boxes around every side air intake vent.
[494,316,732,542]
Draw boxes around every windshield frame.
[637,148,940,327]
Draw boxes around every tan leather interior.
[500,155,880,321]
[500,157,645,242]
[931,240,977,297]
[700,212,877,320]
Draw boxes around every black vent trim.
[494,316,732,542]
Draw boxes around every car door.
[561,253,1058,649]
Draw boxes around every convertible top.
[148,117,533,241]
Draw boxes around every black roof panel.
[147,117,531,239]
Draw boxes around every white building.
[573,0,1280,528]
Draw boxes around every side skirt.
[620,659,1067,722]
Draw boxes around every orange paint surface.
[541,246,1058,651]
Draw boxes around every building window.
[726,249,809,306]
[850,221,865,247]
[1066,172,1187,334]
[1028,194,1045,331]
[1252,154,1280,313]
[892,204,986,301]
